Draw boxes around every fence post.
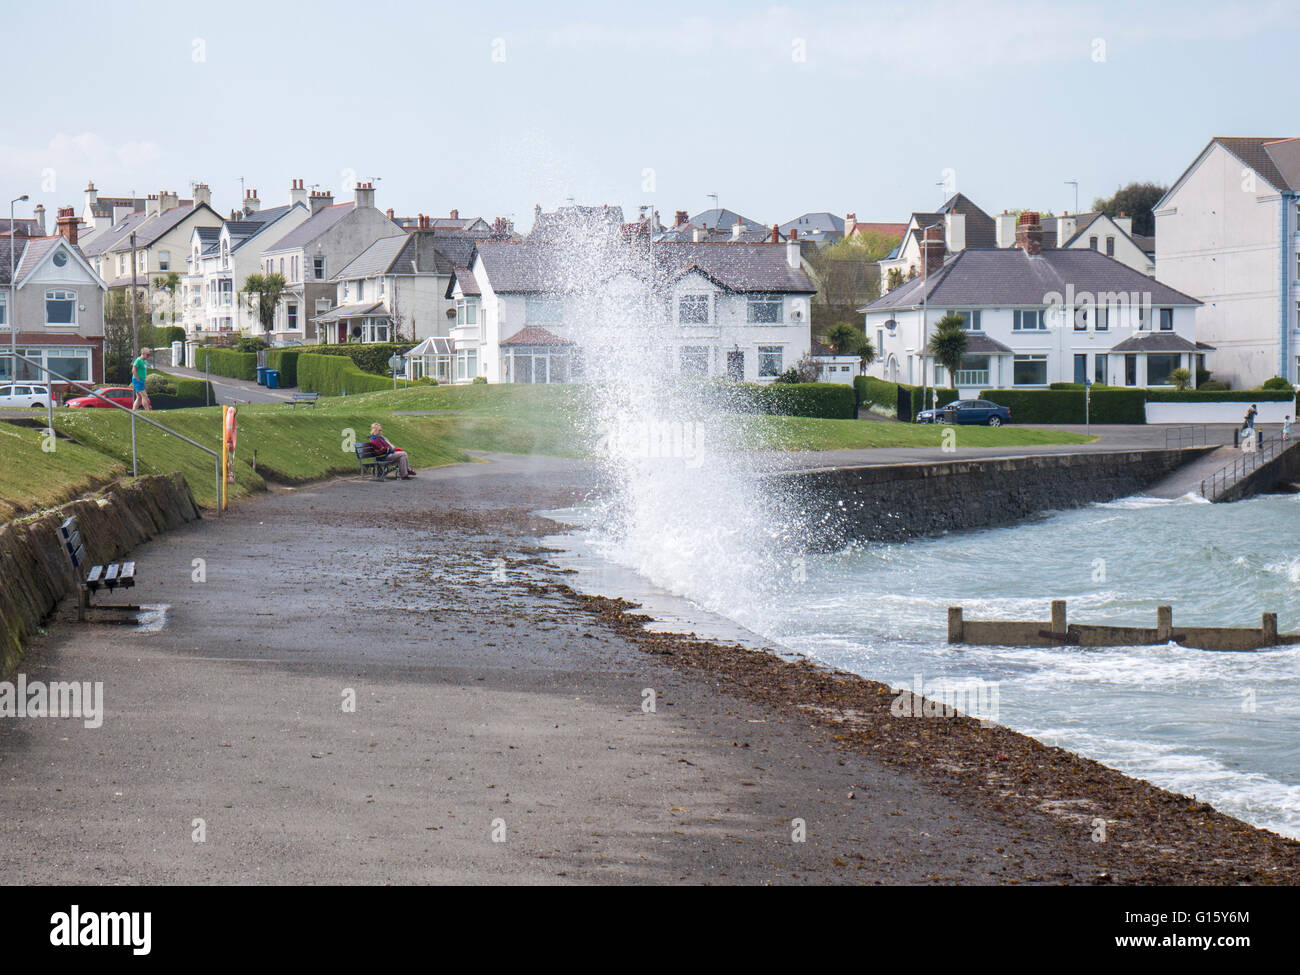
[1157,605,1173,641]
[948,606,964,643]
[1051,600,1067,634]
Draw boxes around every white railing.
[954,369,989,386]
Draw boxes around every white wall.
[1145,400,1295,424]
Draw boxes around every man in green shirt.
[132,347,152,411]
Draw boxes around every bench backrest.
[59,515,87,569]
[355,442,379,460]
[293,392,318,401]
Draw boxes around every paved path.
[164,363,292,405]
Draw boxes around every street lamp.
[8,194,29,383]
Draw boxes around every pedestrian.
[131,347,153,411]
[1284,414,1292,441]
[1244,403,1258,430]
[368,423,414,479]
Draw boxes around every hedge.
[152,370,215,403]
[195,347,257,381]
[853,376,956,420]
[979,388,1147,424]
[266,348,300,388]
[748,382,856,419]
[297,353,395,396]
[1145,389,1296,403]
[306,343,416,376]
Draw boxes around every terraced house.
[446,237,815,384]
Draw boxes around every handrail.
[1200,432,1292,499]
[5,350,222,513]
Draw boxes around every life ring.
[224,406,237,453]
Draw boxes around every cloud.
[0,133,163,195]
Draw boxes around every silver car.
[0,383,52,408]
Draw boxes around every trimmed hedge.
[266,348,300,388]
[979,388,1147,424]
[195,347,257,381]
[1145,389,1296,403]
[307,343,416,376]
[297,353,395,396]
[853,376,956,420]
[152,370,215,403]
[748,382,856,419]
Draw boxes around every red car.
[66,386,136,409]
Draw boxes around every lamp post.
[8,194,29,384]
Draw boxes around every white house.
[879,194,997,291]
[862,213,1202,393]
[445,238,816,385]
[1000,211,1155,275]
[1155,136,1300,388]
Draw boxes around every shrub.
[853,375,956,421]
[1260,376,1294,391]
[297,353,393,396]
[265,348,300,387]
[308,343,416,376]
[194,347,257,381]
[1146,388,1295,402]
[1198,380,1230,391]
[235,336,269,353]
[978,389,1147,424]
[151,325,187,347]
[151,370,215,402]
[1169,367,1193,391]
[471,375,487,384]
[716,381,856,419]
[144,373,177,396]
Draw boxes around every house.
[257,182,401,345]
[445,237,816,385]
[528,203,625,241]
[844,214,908,243]
[1,208,108,394]
[0,206,47,239]
[182,183,310,337]
[656,210,780,243]
[81,185,223,328]
[809,341,859,384]
[879,193,997,290]
[992,210,1154,275]
[317,217,492,345]
[779,212,845,243]
[861,213,1203,393]
[77,183,149,250]
[1155,136,1300,388]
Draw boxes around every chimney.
[787,235,801,269]
[160,189,180,211]
[1056,212,1077,246]
[732,217,744,240]
[242,188,260,215]
[674,210,688,229]
[55,206,78,245]
[944,211,966,252]
[309,190,334,215]
[33,203,46,235]
[146,194,160,217]
[449,208,459,220]
[490,216,513,240]
[289,178,308,207]
[1015,211,1043,256]
[1114,211,1133,236]
[692,227,704,242]
[84,181,98,213]
[846,212,856,230]
[386,208,395,220]
[354,182,375,210]
[192,183,211,207]
[995,210,1016,248]
[770,223,780,244]
[921,225,946,276]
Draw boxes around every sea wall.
[1217,440,1300,502]
[0,473,201,674]
[775,448,1208,548]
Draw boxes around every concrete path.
[164,363,292,405]
[1145,445,1239,498]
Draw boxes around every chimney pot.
[1014,210,1043,256]
[55,206,79,245]
[450,208,458,219]
[770,224,780,244]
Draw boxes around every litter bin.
[265,369,280,389]
[256,366,268,386]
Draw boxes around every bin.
[256,366,268,386]
[265,369,280,389]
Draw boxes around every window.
[53,251,68,268]
[357,280,365,301]
[1,346,90,383]
[525,296,563,324]
[747,294,782,323]
[1094,306,1108,331]
[679,346,710,375]
[1105,237,1115,257]
[1094,354,1108,385]
[456,298,478,326]
[316,298,332,315]
[1013,354,1048,386]
[1074,305,1088,331]
[1137,305,1149,331]
[947,310,982,331]
[1125,354,1138,386]
[278,258,284,276]
[1088,236,1098,250]
[45,290,76,325]
[0,292,6,328]
[1147,353,1181,386]
[313,257,325,280]
[1074,354,1088,385]
[47,349,90,382]
[287,303,299,330]
[679,294,709,324]
[291,256,299,281]
[1013,309,1044,331]
[758,345,784,378]
[378,278,385,296]
[158,250,170,270]
[1159,307,1174,331]
[139,252,148,272]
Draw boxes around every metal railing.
[3,351,223,512]
[1165,425,1210,449]
[1201,432,1294,499]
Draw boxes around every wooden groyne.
[948,600,1299,652]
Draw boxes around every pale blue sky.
[4,0,1298,231]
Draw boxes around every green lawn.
[1,382,1094,514]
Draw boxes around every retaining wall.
[0,473,201,675]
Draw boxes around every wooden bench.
[60,515,136,621]
[354,442,399,480]
[288,392,319,408]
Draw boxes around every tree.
[886,267,905,291]
[1092,181,1167,237]
[103,288,153,382]
[1168,367,1192,391]
[153,271,182,325]
[821,323,876,375]
[857,336,877,373]
[241,272,287,334]
[928,313,968,388]
[803,230,901,328]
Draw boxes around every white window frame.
[758,345,784,378]
[1012,354,1048,387]
[679,294,709,324]
[45,289,77,326]
[746,294,782,324]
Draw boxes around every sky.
[4,0,1299,232]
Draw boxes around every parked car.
[66,386,135,409]
[913,406,946,423]
[939,399,1013,426]
[0,383,52,408]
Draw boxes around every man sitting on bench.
[369,423,414,479]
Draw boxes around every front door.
[727,350,744,381]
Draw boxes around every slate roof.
[690,208,764,232]
[1109,332,1200,353]
[263,203,357,254]
[89,196,148,219]
[450,266,480,297]
[779,212,846,237]
[107,204,210,252]
[864,248,1200,311]
[964,333,1014,354]
[80,209,153,256]
[0,218,44,238]
[334,228,489,281]
[500,327,574,346]
[0,237,81,286]
[472,241,815,295]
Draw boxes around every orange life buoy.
[224,406,237,453]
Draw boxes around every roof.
[963,333,1014,354]
[312,301,385,322]
[779,213,845,236]
[89,196,147,219]
[80,208,153,256]
[0,218,44,238]
[263,203,357,253]
[471,240,816,295]
[0,237,101,289]
[452,266,480,297]
[1161,137,1300,211]
[335,228,489,281]
[864,247,1201,312]
[105,203,214,253]
[528,205,625,241]
[499,327,574,347]
[1109,332,1200,353]
[849,221,907,239]
[690,208,763,231]
[408,336,456,356]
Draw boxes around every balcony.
[954,369,990,387]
